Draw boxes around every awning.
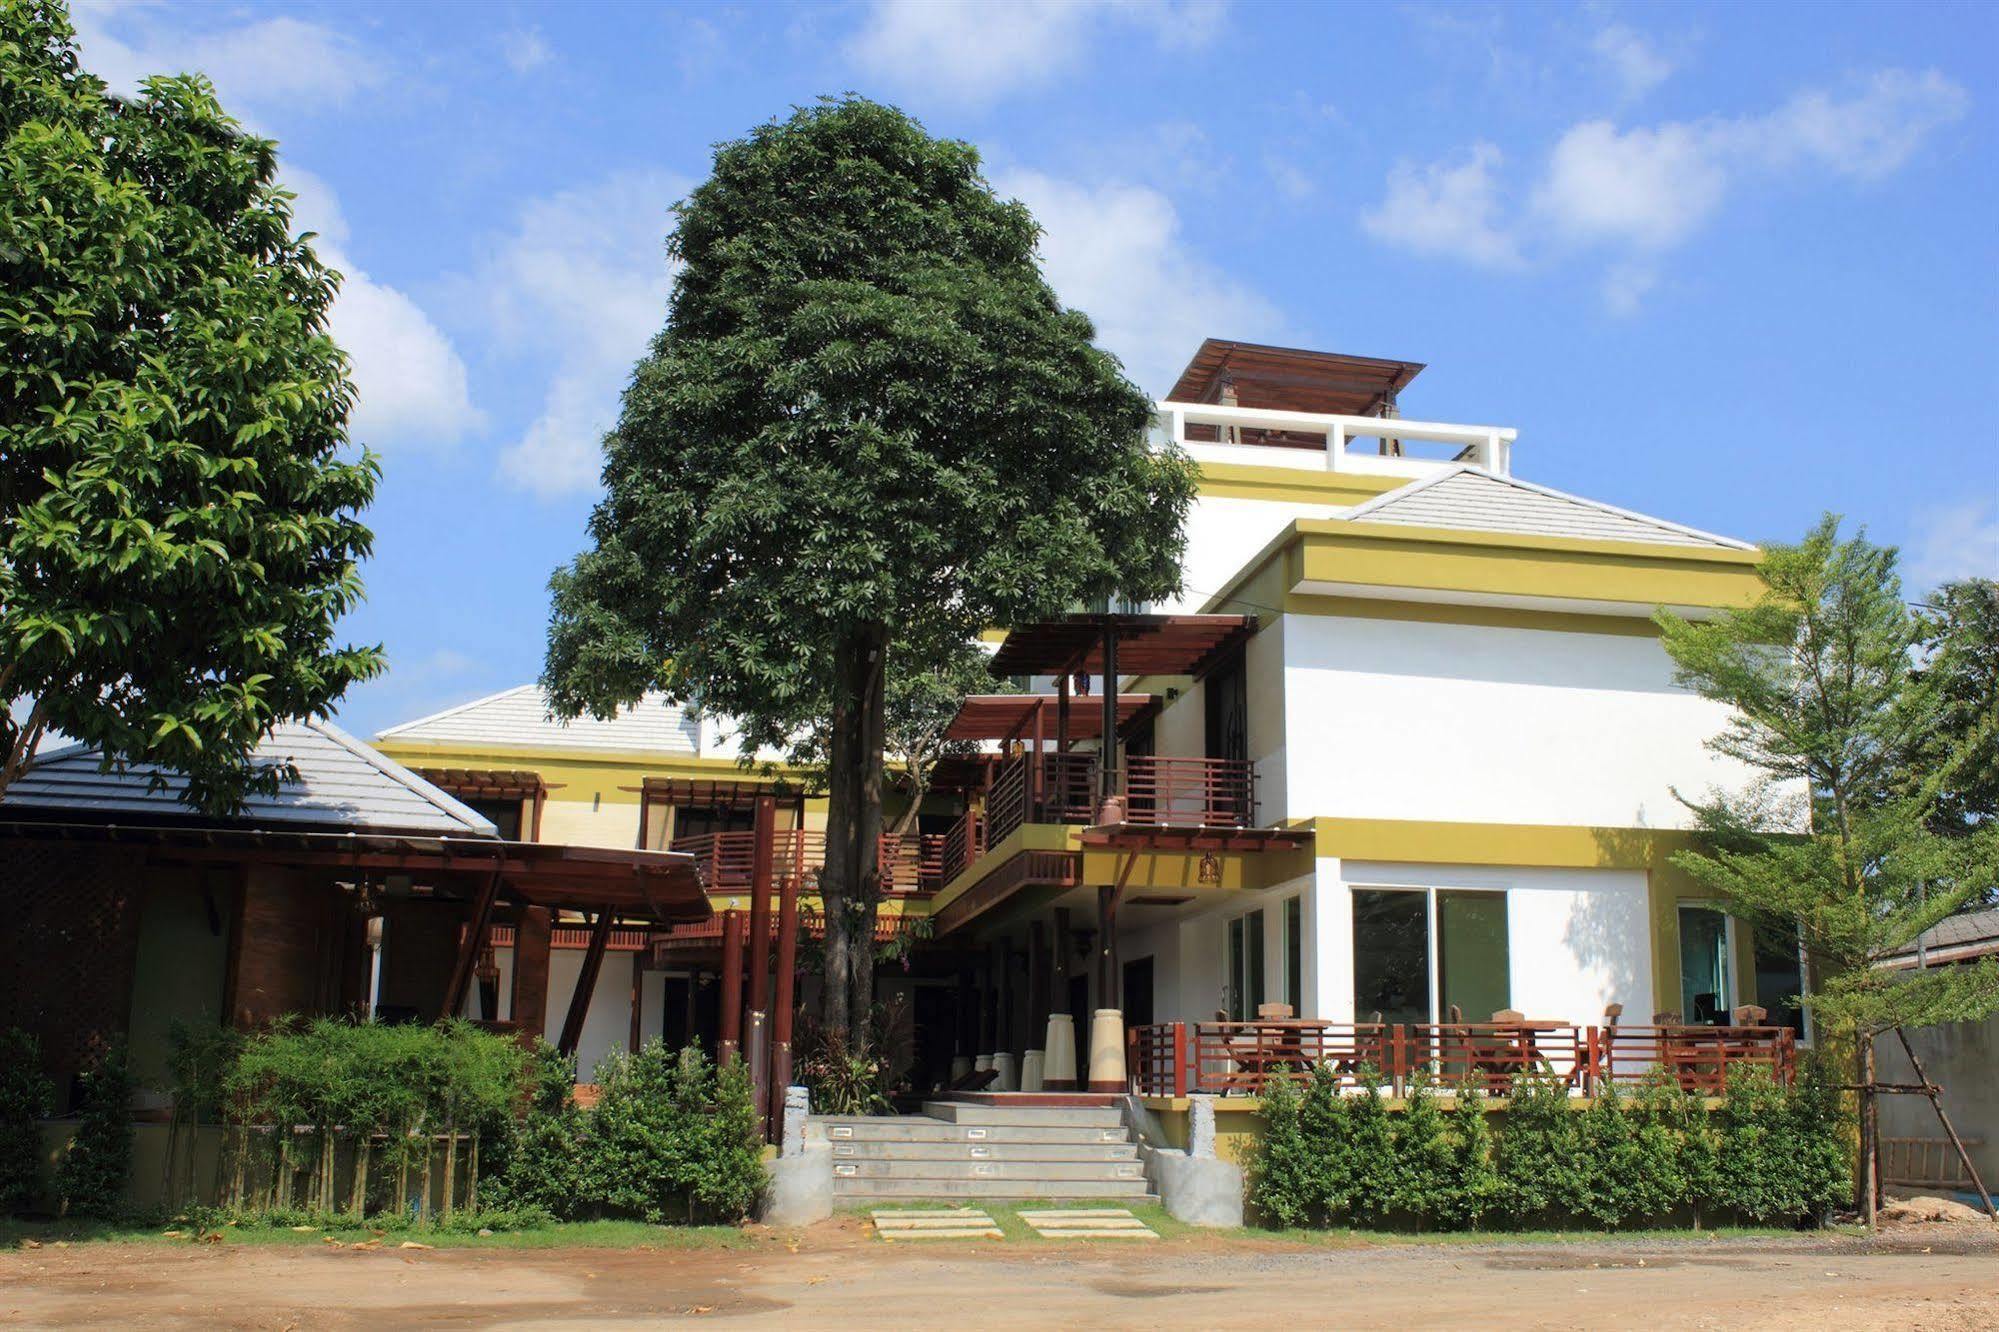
[943,694,1157,742]
[0,820,711,926]
[988,614,1255,679]
[1167,339,1424,417]
[414,767,548,799]
[635,776,804,809]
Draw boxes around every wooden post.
[1100,623,1119,806]
[1031,698,1046,821]
[511,906,552,1041]
[747,796,776,1025]
[440,868,503,1021]
[991,938,1012,1060]
[717,909,744,1065]
[1173,1020,1190,1097]
[1057,670,1071,754]
[557,908,614,1058]
[628,951,644,1054]
[769,871,802,1130]
[1860,1036,1878,1227]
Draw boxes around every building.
[367,339,1806,1100]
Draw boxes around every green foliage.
[582,1042,763,1224]
[0,0,384,810]
[541,96,1196,1027]
[791,1003,908,1115]
[1904,578,1999,842]
[1656,519,1999,1040]
[55,1045,132,1218]
[1431,1081,1501,1230]
[0,1029,55,1214]
[1247,1064,1849,1233]
[486,1043,584,1220]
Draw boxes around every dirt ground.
[3,1216,1996,1330]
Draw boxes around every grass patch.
[1260,1223,1858,1247]
[0,1216,759,1252]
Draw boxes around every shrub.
[1389,1075,1455,1228]
[0,1028,55,1214]
[1493,1074,1581,1227]
[1296,1062,1350,1219]
[1244,1068,1316,1228]
[1432,1080,1501,1230]
[56,1044,133,1218]
[1341,1069,1397,1227]
[487,1043,585,1220]
[582,1041,764,1224]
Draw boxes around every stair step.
[829,1140,1136,1162]
[921,1101,1124,1128]
[834,1178,1156,1200]
[810,1117,1130,1145]
[831,1158,1148,1182]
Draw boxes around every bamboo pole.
[352,1136,370,1220]
[442,1115,457,1219]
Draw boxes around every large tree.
[1903,577,1999,843]
[544,98,1194,1032]
[1,1,384,810]
[1657,518,1999,1222]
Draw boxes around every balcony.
[669,829,944,896]
[1156,400,1516,478]
[1118,755,1255,828]
[984,751,1098,846]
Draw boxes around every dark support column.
[440,868,503,1020]
[718,909,744,1064]
[769,871,802,1130]
[955,967,976,1059]
[1097,886,1118,1009]
[557,908,614,1058]
[1100,625,1120,807]
[992,938,1011,1058]
[628,950,644,1053]
[1031,698,1046,820]
[1057,671,1071,754]
[1027,921,1051,1052]
[512,906,552,1042]
[747,795,776,1028]
[978,954,996,1055]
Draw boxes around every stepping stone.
[870,1208,1002,1240]
[1018,1207,1158,1240]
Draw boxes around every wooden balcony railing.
[1127,1021,1797,1098]
[939,807,985,885]
[985,751,1098,846]
[672,828,943,896]
[1118,755,1255,828]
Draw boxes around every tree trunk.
[849,623,888,1024]
[820,630,862,1035]
[1858,1035,1878,1228]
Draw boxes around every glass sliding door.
[1437,890,1510,1023]
[1352,889,1430,1026]
[1354,887,1511,1028]
[1227,909,1267,1021]
[1678,906,1732,1024]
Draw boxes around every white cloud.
[284,170,479,450]
[995,168,1282,394]
[501,26,552,75]
[1362,68,1968,312]
[1534,119,1727,250]
[1361,142,1520,268]
[71,1,382,110]
[1591,24,1673,101]
[477,172,691,497]
[845,0,1224,107]
[1906,501,1999,592]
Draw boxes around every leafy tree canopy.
[543,96,1193,746]
[0,1,383,810]
[1657,518,1999,1038]
[1904,577,1999,839]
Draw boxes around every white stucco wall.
[460,945,661,1082]
[1282,613,1760,828]
[1164,493,1347,614]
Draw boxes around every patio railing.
[939,807,986,885]
[670,829,942,896]
[1127,1021,1796,1098]
[1118,755,1256,827]
[985,751,1098,846]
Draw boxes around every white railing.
[1154,400,1516,477]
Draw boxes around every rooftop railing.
[1155,400,1516,477]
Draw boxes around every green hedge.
[1248,1060,1848,1231]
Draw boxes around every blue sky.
[68,0,1998,737]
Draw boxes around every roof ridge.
[305,718,497,837]
[375,683,544,740]
[1338,465,1754,551]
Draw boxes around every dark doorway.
[1122,956,1155,1028]
[1067,973,1090,1053]
[913,983,954,1093]
[1204,653,1248,764]
[660,975,694,1050]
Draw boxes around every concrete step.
[831,1158,1149,1182]
[810,1117,1130,1146]
[920,1101,1124,1128]
[829,1140,1137,1162]
[834,1177,1156,1201]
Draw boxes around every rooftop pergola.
[1167,339,1424,417]
[943,693,1156,743]
[987,613,1255,680]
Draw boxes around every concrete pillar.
[1043,1012,1077,1090]
[1088,1008,1126,1093]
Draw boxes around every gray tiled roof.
[375,685,701,756]
[1339,466,1753,550]
[1881,906,1999,966]
[2,719,496,837]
